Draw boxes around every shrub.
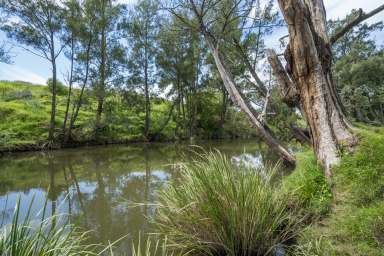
[154,151,301,256]
[47,78,68,96]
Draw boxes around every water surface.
[0,140,278,252]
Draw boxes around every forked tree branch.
[330,4,384,45]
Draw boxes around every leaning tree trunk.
[273,0,357,176]
[205,36,296,167]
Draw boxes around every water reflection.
[0,140,279,248]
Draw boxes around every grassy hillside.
[0,80,156,150]
[283,125,384,255]
[0,81,256,151]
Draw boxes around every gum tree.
[125,0,161,140]
[169,0,384,175]
[1,0,65,143]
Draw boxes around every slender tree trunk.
[63,36,75,143]
[275,0,357,176]
[144,51,150,139]
[95,0,107,139]
[69,36,92,139]
[220,85,228,130]
[144,18,151,140]
[380,104,384,124]
[95,97,104,135]
[49,36,57,143]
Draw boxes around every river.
[0,139,280,252]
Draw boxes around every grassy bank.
[0,81,256,152]
[284,126,384,255]
[149,126,384,255]
[1,127,383,255]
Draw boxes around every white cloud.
[0,63,47,85]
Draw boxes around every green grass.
[282,151,332,219]
[0,80,257,151]
[0,196,102,256]
[286,126,384,256]
[154,151,302,256]
[0,80,175,150]
[131,235,182,256]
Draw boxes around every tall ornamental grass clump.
[0,197,107,256]
[155,151,301,256]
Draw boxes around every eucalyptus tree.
[267,1,383,175]
[156,16,203,139]
[92,0,126,138]
[0,0,65,142]
[329,10,384,61]
[168,0,296,166]
[67,0,98,139]
[62,0,83,142]
[169,0,384,174]
[329,12,384,124]
[0,42,12,64]
[125,0,161,140]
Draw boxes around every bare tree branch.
[330,4,384,45]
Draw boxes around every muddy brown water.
[0,139,280,253]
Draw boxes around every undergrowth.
[289,126,384,256]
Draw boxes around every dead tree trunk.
[271,0,358,176]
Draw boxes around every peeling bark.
[267,49,300,108]
[277,0,357,175]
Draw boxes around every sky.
[0,0,383,85]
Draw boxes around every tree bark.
[275,0,357,176]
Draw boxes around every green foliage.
[0,81,256,150]
[282,151,332,218]
[330,11,384,124]
[47,78,68,96]
[155,151,301,256]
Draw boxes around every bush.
[154,151,301,256]
[47,78,68,96]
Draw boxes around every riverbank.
[284,125,384,255]
[0,80,257,153]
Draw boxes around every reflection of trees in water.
[0,140,277,245]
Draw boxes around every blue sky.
[0,0,383,85]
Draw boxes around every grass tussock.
[154,151,302,256]
[0,196,121,256]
